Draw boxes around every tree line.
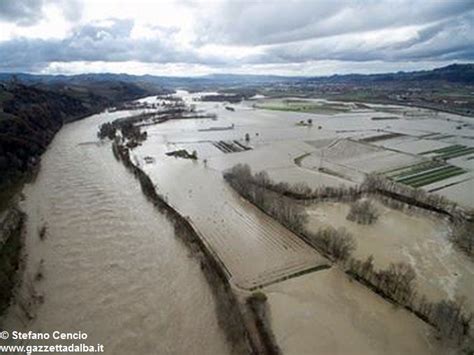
[224,164,307,232]
[348,255,472,344]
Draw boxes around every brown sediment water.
[265,268,446,355]
[1,109,232,354]
[306,200,474,310]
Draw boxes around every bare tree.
[431,299,472,343]
[306,226,356,262]
[450,222,474,257]
[347,199,379,225]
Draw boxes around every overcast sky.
[0,0,473,76]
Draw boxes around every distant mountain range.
[0,63,473,87]
[304,64,474,85]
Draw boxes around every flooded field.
[265,268,447,355]
[1,110,233,354]
[305,200,474,309]
[131,90,474,290]
[127,91,473,354]
[133,150,328,290]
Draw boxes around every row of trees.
[242,169,468,225]
[362,174,461,217]
[224,164,307,232]
[225,164,362,201]
[450,222,474,257]
[348,256,416,305]
[225,164,359,262]
[363,174,474,258]
[348,255,472,343]
[305,226,356,262]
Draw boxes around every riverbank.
[0,205,26,317]
[112,139,280,354]
[0,82,158,216]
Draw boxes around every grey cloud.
[0,0,45,25]
[0,1,473,73]
[0,18,228,72]
[260,11,474,64]
[194,0,474,46]
[0,0,82,26]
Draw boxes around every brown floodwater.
[1,109,232,354]
[306,200,474,310]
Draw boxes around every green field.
[385,161,444,178]
[420,144,474,160]
[386,161,466,188]
[397,166,465,187]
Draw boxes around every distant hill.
[1,63,473,88]
[0,72,302,90]
[0,80,159,196]
[304,64,474,85]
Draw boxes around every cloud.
[192,0,474,46]
[0,0,45,25]
[0,0,83,26]
[0,18,229,72]
[0,0,472,74]
[247,10,474,64]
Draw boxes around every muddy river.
[1,109,232,354]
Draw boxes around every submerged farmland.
[107,91,473,354]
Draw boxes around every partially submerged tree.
[97,122,117,140]
[347,199,379,225]
[305,226,356,262]
[378,262,416,305]
[450,222,474,257]
[224,164,307,233]
[431,299,472,343]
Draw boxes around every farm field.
[390,163,466,188]
[375,138,453,155]
[134,148,329,290]
[421,144,474,160]
[298,138,423,180]
[207,140,318,173]
[266,166,354,190]
[436,178,474,209]
[264,268,447,355]
[449,155,474,170]
[254,98,353,114]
